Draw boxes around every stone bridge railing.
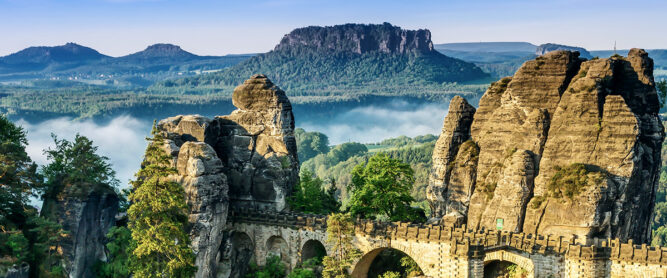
[228,208,667,277]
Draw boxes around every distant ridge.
[0,43,108,72]
[435,42,537,53]
[116,43,201,62]
[536,43,592,59]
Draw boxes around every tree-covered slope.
[152,23,489,97]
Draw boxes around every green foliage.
[0,115,67,277]
[246,256,286,278]
[295,128,330,163]
[652,226,667,246]
[155,47,488,98]
[41,134,118,203]
[399,256,422,277]
[379,271,401,278]
[506,264,528,278]
[322,213,361,278]
[301,135,436,210]
[127,124,196,278]
[657,80,667,108]
[530,196,547,209]
[547,163,605,199]
[347,153,425,222]
[286,258,321,278]
[94,226,135,278]
[289,170,340,214]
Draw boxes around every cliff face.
[156,74,299,277]
[48,187,119,278]
[428,49,664,243]
[274,23,434,54]
[426,96,476,225]
[536,43,593,59]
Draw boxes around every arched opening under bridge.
[301,239,326,264]
[351,248,424,278]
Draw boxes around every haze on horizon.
[1,0,666,57]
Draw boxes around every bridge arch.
[266,235,289,263]
[483,250,534,278]
[350,247,425,278]
[301,239,326,263]
[219,231,254,278]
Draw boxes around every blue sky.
[1,0,665,56]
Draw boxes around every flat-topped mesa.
[274,23,434,54]
[428,49,664,243]
[154,74,299,277]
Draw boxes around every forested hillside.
[152,23,489,99]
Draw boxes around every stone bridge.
[225,208,667,278]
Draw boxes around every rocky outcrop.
[274,23,434,54]
[156,74,299,277]
[429,49,664,243]
[426,96,476,224]
[217,74,299,211]
[46,186,119,278]
[536,43,592,59]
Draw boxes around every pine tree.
[127,123,196,278]
[322,213,360,278]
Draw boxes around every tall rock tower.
[155,74,299,277]
[427,49,664,243]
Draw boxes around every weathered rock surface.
[275,22,434,54]
[426,96,476,223]
[467,50,581,231]
[536,43,593,59]
[46,187,119,278]
[217,74,299,211]
[156,74,299,277]
[429,49,664,243]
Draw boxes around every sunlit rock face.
[426,96,476,225]
[155,74,299,277]
[429,49,664,243]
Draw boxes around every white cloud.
[17,116,151,190]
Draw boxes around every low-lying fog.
[16,100,449,189]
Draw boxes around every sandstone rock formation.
[155,74,299,277]
[428,49,664,243]
[426,96,476,225]
[47,187,119,278]
[275,22,434,54]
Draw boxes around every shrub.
[547,163,605,199]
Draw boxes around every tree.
[245,255,286,278]
[0,115,58,276]
[347,153,424,222]
[657,80,667,108]
[289,170,339,214]
[127,124,196,278]
[322,213,361,278]
[295,128,330,163]
[94,226,135,278]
